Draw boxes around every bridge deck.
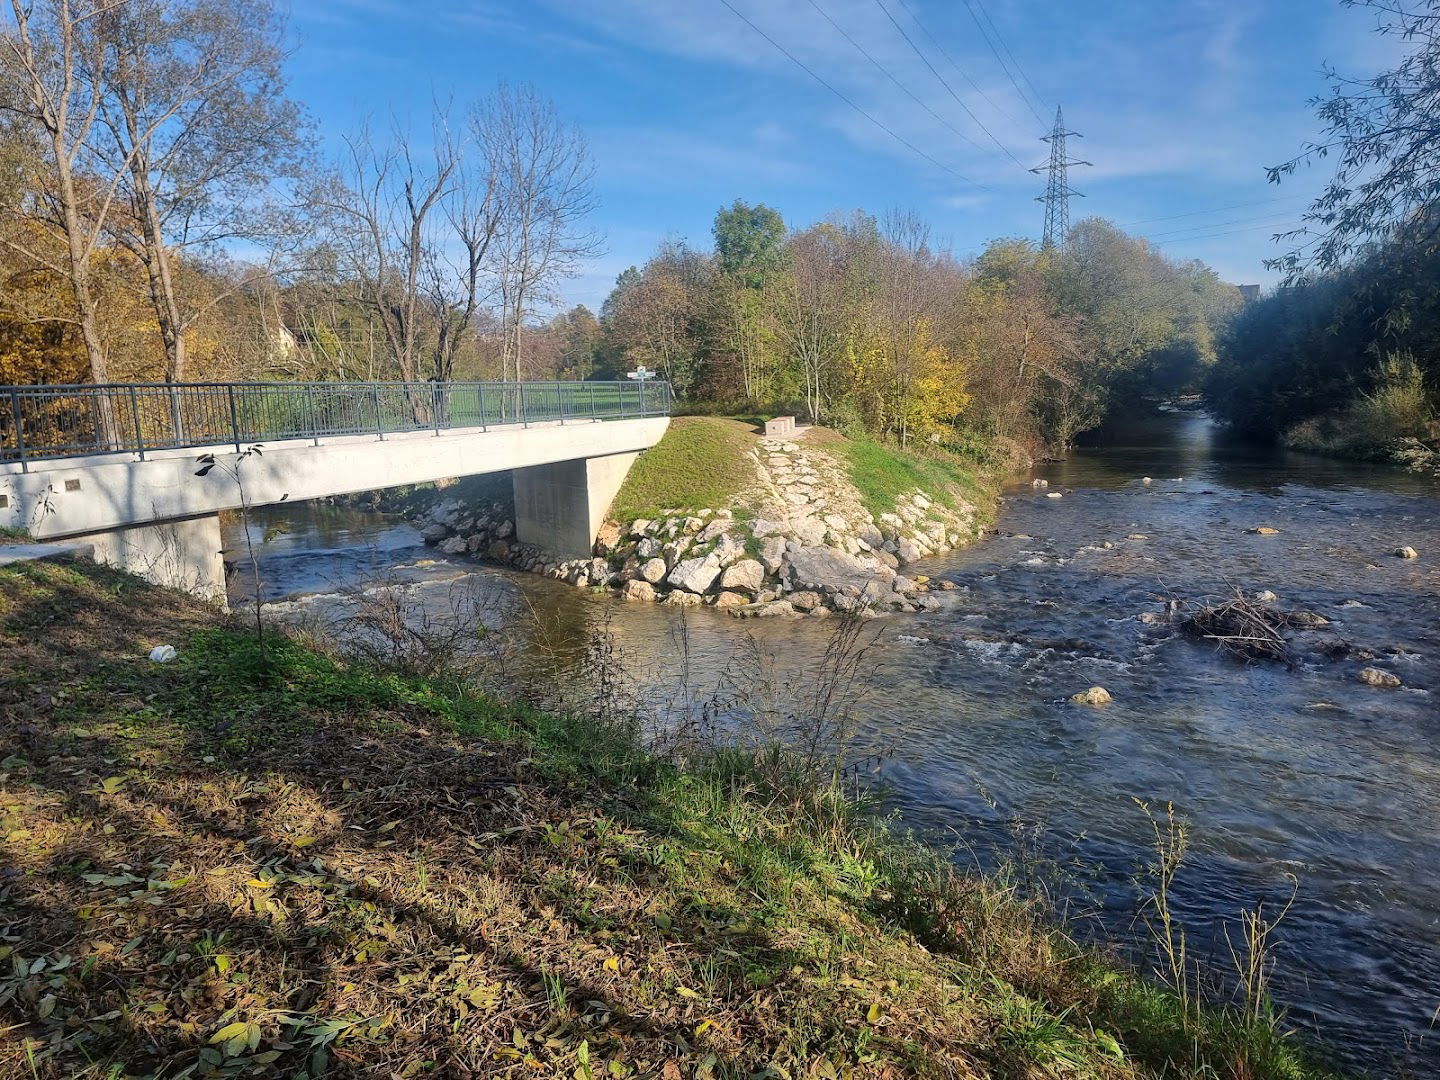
[2,379,671,468]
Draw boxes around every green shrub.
[1285,352,1435,459]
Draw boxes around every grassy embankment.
[811,430,1000,528]
[607,417,763,523]
[0,559,1336,1079]
[607,416,1000,528]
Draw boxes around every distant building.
[1237,284,1261,303]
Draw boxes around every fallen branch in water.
[1176,590,1299,664]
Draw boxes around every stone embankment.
[417,432,983,616]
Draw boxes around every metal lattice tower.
[1030,106,1091,251]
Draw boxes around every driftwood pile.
[1177,591,1331,664]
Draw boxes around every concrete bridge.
[1,380,671,601]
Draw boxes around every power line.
[967,0,1049,122]
[1119,195,1309,228]
[891,0,1024,130]
[871,0,1030,171]
[716,0,983,187]
[1141,212,1300,241]
[958,0,1045,125]
[803,0,994,167]
[1145,220,1304,245]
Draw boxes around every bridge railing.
[0,379,673,466]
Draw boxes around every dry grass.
[0,561,1339,1079]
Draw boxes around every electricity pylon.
[1030,106,1091,251]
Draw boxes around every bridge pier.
[512,451,639,559]
[68,515,227,604]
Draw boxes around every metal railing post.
[518,382,527,428]
[589,382,597,420]
[477,383,487,432]
[306,384,319,446]
[129,386,146,458]
[433,382,442,436]
[225,384,241,453]
[9,390,25,470]
[373,384,384,440]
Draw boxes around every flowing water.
[226,410,1440,1072]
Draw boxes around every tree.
[550,303,599,379]
[1045,218,1191,430]
[485,82,599,382]
[868,210,960,446]
[604,242,710,396]
[710,201,787,402]
[772,221,849,421]
[315,117,457,390]
[961,238,1081,444]
[1210,236,1440,448]
[1268,0,1440,279]
[93,0,305,381]
[713,198,785,287]
[1,0,120,397]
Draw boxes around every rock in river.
[1396,546,1419,560]
[786,546,878,593]
[735,600,796,619]
[719,558,765,593]
[1358,667,1402,688]
[622,579,656,603]
[667,555,722,594]
[1069,686,1113,706]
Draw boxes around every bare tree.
[429,116,503,382]
[482,82,599,381]
[313,116,457,390]
[93,0,305,381]
[774,223,847,421]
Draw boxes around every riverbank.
[415,417,1006,616]
[0,558,1336,1078]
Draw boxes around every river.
[225,409,1440,1073]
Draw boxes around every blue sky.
[286,0,1404,312]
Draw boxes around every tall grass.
[1286,351,1437,461]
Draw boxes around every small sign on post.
[626,365,656,381]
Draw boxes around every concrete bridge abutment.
[512,451,638,560]
[69,515,228,604]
